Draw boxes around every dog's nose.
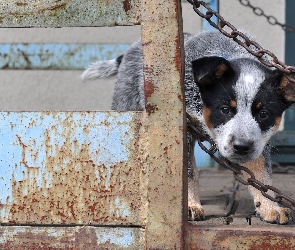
[233,139,254,155]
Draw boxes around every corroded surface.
[186,224,295,249]
[0,43,130,70]
[0,0,140,27]
[0,111,142,225]
[140,0,186,248]
[0,226,144,249]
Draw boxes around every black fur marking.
[252,70,291,132]
[192,57,238,128]
[116,55,124,66]
[192,56,232,88]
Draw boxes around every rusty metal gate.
[0,0,294,249]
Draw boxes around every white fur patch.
[234,69,265,111]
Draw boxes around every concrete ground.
[193,169,295,227]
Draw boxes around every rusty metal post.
[140,0,187,248]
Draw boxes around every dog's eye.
[220,105,230,115]
[259,110,270,119]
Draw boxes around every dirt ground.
[192,168,295,227]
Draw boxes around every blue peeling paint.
[0,112,135,205]
[0,43,130,70]
[95,228,134,246]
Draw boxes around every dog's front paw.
[256,203,294,224]
[188,205,204,221]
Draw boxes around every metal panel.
[0,111,143,225]
[0,43,130,70]
[186,224,295,249]
[0,0,140,27]
[140,0,186,248]
[0,226,144,249]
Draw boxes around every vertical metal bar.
[140,0,187,248]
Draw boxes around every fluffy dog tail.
[81,55,123,82]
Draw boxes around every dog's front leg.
[187,133,204,221]
[243,156,293,224]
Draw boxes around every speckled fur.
[82,31,295,224]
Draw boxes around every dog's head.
[192,56,295,164]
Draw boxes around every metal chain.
[238,0,295,34]
[187,113,295,211]
[187,0,295,83]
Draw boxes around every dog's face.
[192,57,295,164]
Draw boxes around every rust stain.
[174,36,182,76]
[123,0,131,12]
[142,40,152,46]
[7,1,71,17]
[187,225,295,250]
[178,94,183,102]
[46,3,67,11]
[145,102,158,116]
[2,112,143,225]
[143,66,158,99]
[144,80,155,99]
[15,2,28,6]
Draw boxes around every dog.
[81,30,295,224]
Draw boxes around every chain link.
[238,0,295,34]
[187,0,295,83]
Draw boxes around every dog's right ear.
[192,57,232,88]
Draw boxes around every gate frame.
[0,1,295,249]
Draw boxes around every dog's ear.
[278,73,295,104]
[192,57,232,88]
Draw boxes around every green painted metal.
[0,0,140,27]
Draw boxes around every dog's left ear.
[278,73,295,103]
[192,56,233,88]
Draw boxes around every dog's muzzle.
[232,138,254,155]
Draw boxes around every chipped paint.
[0,0,140,27]
[95,227,135,247]
[0,226,144,249]
[0,43,130,70]
[186,224,295,249]
[0,111,143,225]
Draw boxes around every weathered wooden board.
[0,43,130,70]
[0,111,143,225]
[0,226,144,249]
[0,0,140,27]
